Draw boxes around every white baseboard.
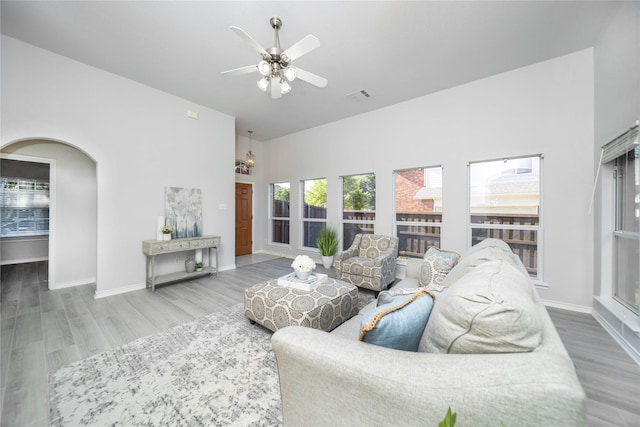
[0,256,48,265]
[94,282,146,299]
[50,276,96,290]
[541,299,592,314]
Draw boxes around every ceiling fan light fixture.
[257,77,270,91]
[280,78,291,94]
[222,17,327,98]
[284,66,297,81]
[258,60,272,76]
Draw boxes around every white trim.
[94,282,146,299]
[93,262,237,298]
[0,256,47,265]
[51,276,96,290]
[541,299,592,314]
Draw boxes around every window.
[270,182,290,244]
[469,156,542,278]
[0,177,50,237]
[301,178,327,249]
[394,166,442,258]
[611,138,639,314]
[342,173,375,249]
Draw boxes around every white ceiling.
[1,1,619,141]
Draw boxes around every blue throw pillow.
[359,289,435,351]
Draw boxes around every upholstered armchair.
[334,234,399,292]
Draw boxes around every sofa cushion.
[442,239,530,289]
[420,259,542,354]
[360,289,435,351]
[419,247,460,291]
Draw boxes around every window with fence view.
[0,177,50,238]
[610,129,639,315]
[302,178,327,248]
[270,182,290,244]
[469,156,541,278]
[394,166,442,258]
[342,173,375,249]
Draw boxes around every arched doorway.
[1,139,97,290]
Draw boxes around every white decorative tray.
[277,272,328,291]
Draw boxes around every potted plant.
[291,255,316,280]
[161,225,172,241]
[316,226,339,269]
[195,262,204,272]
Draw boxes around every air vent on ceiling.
[346,89,372,103]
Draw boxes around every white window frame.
[269,182,290,246]
[300,178,327,250]
[0,177,50,238]
[468,155,544,282]
[612,145,640,314]
[340,173,376,250]
[393,166,443,258]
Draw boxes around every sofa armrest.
[272,327,586,427]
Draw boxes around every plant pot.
[295,270,310,281]
[322,255,334,269]
[163,234,171,241]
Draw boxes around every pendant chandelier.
[246,130,255,168]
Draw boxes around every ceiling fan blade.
[271,79,282,99]
[221,64,258,76]
[295,68,328,88]
[282,34,320,62]
[230,26,270,57]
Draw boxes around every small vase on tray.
[295,270,310,281]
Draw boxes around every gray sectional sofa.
[271,239,587,426]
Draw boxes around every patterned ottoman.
[244,277,359,332]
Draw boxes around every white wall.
[260,49,595,310]
[1,140,97,287]
[1,36,236,296]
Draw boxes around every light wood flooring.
[1,258,639,427]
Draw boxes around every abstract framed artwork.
[165,187,203,238]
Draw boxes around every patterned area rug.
[49,304,281,426]
[49,291,376,426]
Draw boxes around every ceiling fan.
[221,16,328,99]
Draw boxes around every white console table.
[142,235,220,292]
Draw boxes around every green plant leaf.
[438,407,457,427]
[316,226,339,256]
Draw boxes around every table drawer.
[147,242,171,254]
[204,238,220,247]
[190,239,206,249]
[170,241,190,250]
